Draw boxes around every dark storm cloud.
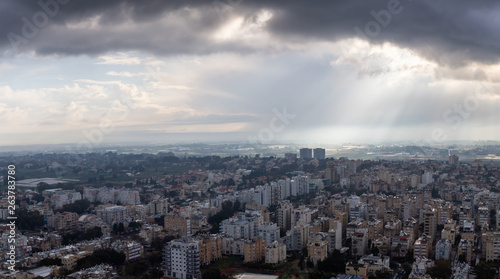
[269,0,500,66]
[1,0,500,66]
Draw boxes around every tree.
[429,259,452,279]
[490,209,496,228]
[142,268,164,279]
[373,270,393,279]
[208,200,236,233]
[62,227,102,245]
[38,258,62,266]
[58,199,91,214]
[154,215,165,226]
[475,261,496,279]
[233,200,241,212]
[299,256,306,270]
[458,254,467,263]
[202,268,223,279]
[17,209,46,231]
[123,260,149,277]
[307,258,315,268]
[309,270,328,279]
[202,267,233,279]
[118,222,125,233]
[129,221,142,231]
[402,262,412,279]
[76,249,125,270]
[316,250,346,274]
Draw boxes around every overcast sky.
[1,0,499,148]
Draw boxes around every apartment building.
[163,238,201,279]
[243,238,264,263]
[265,241,286,265]
[414,236,432,259]
[197,234,223,265]
[307,237,328,265]
[165,214,191,237]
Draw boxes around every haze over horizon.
[1,0,499,148]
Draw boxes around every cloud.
[1,0,499,67]
[106,71,136,77]
[1,1,500,146]
[97,53,141,65]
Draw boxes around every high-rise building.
[307,238,328,265]
[414,236,431,259]
[277,201,293,232]
[291,175,310,196]
[243,238,265,263]
[352,229,368,256]
[409,174,420,188]
[496,210,500,230]
[477,206,490,229]
[164,214,191,237]
[437,203,453,225]
[299,148,312,159]
[220,211,263,240]
[265,241,286,264]
[421,171,434,185]
[286,224,310,251]
[291,206,315,227]
[367,219,383,241]
[96,205,131,226]
[328,220,342,251]
[197,235,223,265]
[457,239,473,263]
[441,226,456,244]
[325,161,337,183]
[163,238,201,279]
[43,189,82,209]
[313,148,326,160]
[148,198,169,216]
[482,231,500,261]
[258,223,280,244]
[111,240,144,262]
[424,206,437,241]
[435,239,451,260]
[449,154,459,166]
[391,233,410,258]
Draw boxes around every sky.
[1,0,499,149]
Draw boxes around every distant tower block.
[313,148,326,160]
[300,148,313,159]
[449,154,459,166]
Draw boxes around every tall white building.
[291,207,315,227]
[163,238,201,279]
[435,239,451,260]
[286,224,309,251]
[496,210,500,230]
[421,171,434,185]
[265,241,287,264]
[277,201,293,232]
[220,211,263,240]
[96,205,131,225]
[83,187,140,205]
[258,223,280,244]
[294,175,310,196]
[328,221,343,251]
[43,189,82,209]
[253,185,271,207]
[278,179,291,200]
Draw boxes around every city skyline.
[1,0,499,148]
